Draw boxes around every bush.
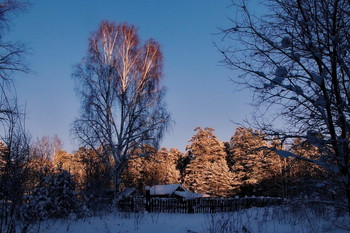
[22,168,87,221]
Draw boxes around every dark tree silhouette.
[0,1,30,231]
[0,0,28,119]
[220,0,350,212]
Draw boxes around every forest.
[1,0,350,232]
[0,126,339,225]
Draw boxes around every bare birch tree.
[72,21,171,194]
[220,0,350,212]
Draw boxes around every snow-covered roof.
[119,187,136,199]
[149,184,186,195]
[174,191,210,199]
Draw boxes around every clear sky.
[10,0,257,153]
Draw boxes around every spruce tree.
[230,127,279,195]
[23,168,84,221]
[291,138,324,179]
[184,127,233,197]
[288,138,329,197]
[123,147,182,189]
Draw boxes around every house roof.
[148,184,186,195]
[174,191,210,199]
[119,187,136,199]
[145,184,210,199]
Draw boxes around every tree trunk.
[113,165,124,201]
[112,172,118,201]
[347,187,350,215]
[113,171,118,200]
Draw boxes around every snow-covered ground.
[21,205,350,233]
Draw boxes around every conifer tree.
[144,148,181,186]
[23,168,84,221]
[122,154,144,189]
[26,155,53,193]
[184,127,233,197]
[71,147,111,200]
[229,127,279,195]
[123,147,182,189]
[291,138,324,179]
[53,150,73,171]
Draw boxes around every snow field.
[23,204,350,233]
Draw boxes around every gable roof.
[174,191,210,199]
[148,184,186,195]
[118,187,136,199]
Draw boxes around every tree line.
[117,127,327,199]
[1,126,328,213]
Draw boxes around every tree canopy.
[72,21,171,192]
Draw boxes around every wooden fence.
[118,196,285,213]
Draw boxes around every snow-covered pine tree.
[23,168,84,221]
[22,167,53,221]
[229,127,279,196]
[289,138,330,197]
[49,168,82,218]
[184,127,233,197]
[290,138,324,179]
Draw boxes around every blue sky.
[11,0,257,153]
